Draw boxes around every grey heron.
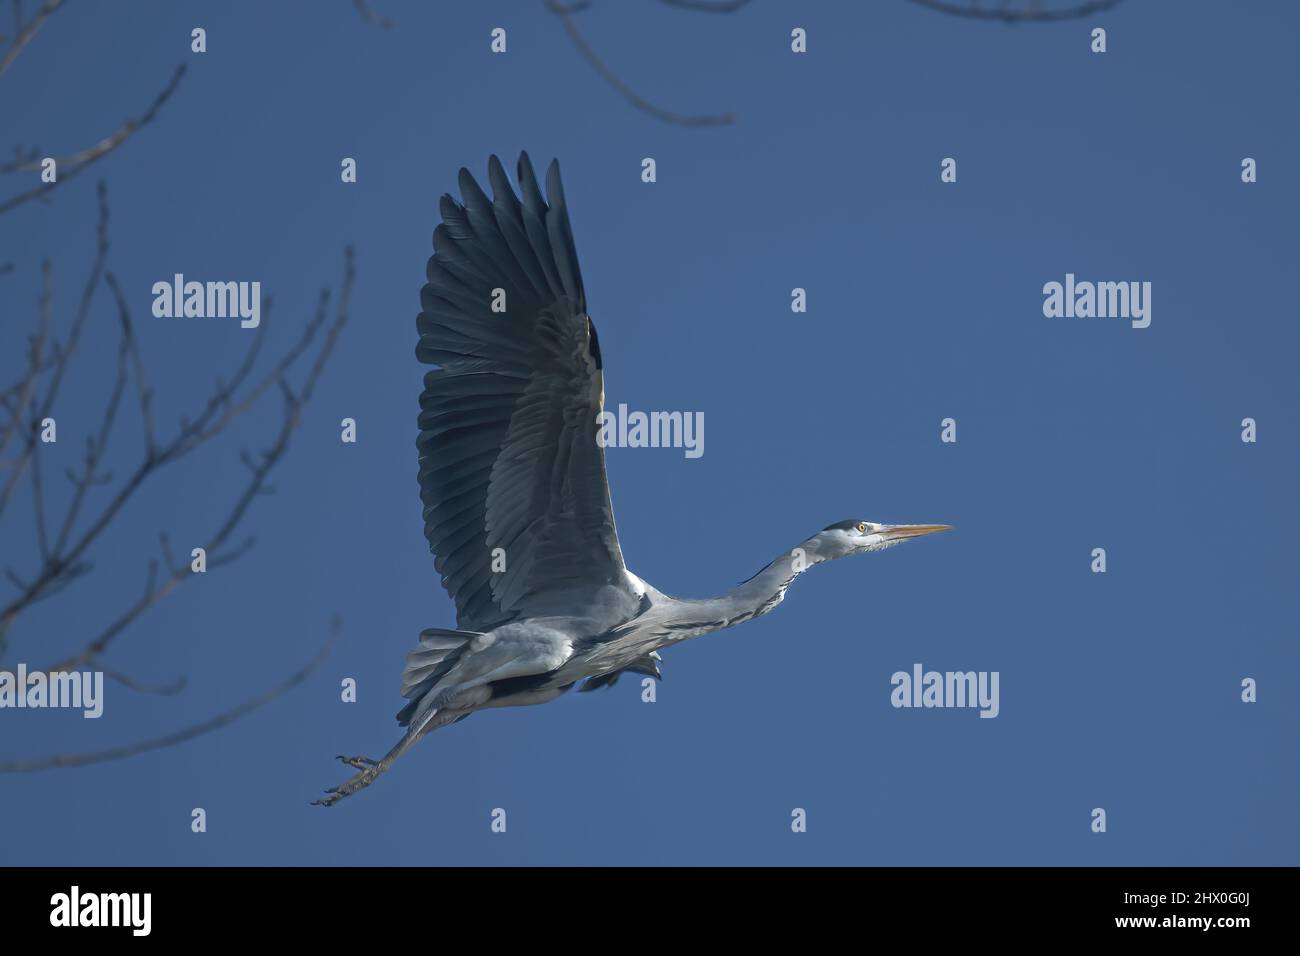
[314,153,951,806]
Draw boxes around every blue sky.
[0,0,1295,865]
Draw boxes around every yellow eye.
[856,522,867,533]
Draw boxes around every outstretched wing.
[416,152,634,632]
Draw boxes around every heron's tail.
[396,628,480,726]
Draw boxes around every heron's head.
[813,519,952,560]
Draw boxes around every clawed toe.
[315,738,410,807]
[336,754,378,771]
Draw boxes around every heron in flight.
[314,153,951,805]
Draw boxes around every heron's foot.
[312,763,381,807]
[336,754,378,771]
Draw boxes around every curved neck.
[669,537,831,634]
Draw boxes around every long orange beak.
[880,523,953,541]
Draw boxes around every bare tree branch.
[0,0,62,79]
[44,251,352,674]
[0,6,356,774]
[49,295,131,558]
[106,271,157,456]
[0,620,339,772]
[28,426,49,559]
[352,0,394,29]
[0,180,108,518]
[0,179,354,689]
[0,63,186,215]
[658,0,752,12]
[0,258,52,462]
[905,0,1123,23]
[99,664,186,696]
[544,0,734,127]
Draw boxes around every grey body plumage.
[314,154,950,806]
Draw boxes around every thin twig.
[352,0,394,29]
[50,307,130,558]
[0,64,186,214]
[99,665,187,696]
[658,0,752,11]
[0,258,52,462]
[544,0,734,127]
[104,271,157,455]
[0,621,339,772]
[905,0,1123,23]
[29,432,48,559]
[0,0,61,79]
[0,182,108,518]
